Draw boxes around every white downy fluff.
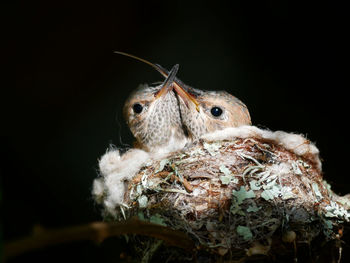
[202,126,321,170]
[92,148,150,215]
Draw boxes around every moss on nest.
[95,131,350,262]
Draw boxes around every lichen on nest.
[92,126,350,261]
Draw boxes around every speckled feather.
[123,84,188,152]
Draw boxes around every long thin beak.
[155,64,200,112]
[155,64,179,99]
[114,51,200,111]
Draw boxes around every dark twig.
[4,218,195,261]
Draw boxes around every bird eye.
[210,107,223,117]
[133,103,143,114]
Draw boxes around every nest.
[93,126,350,262]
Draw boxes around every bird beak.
[172,83,200,112]
[155,64,179,99]
[113,51,199,111]
[155,64,200,112]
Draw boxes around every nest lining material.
[92,125,350,257]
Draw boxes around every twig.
[4,218,195,261]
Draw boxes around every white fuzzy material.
[269,163,292,176]
[92,148,150,214]
[98,150,121,176]
[92,178,105,203]
[150,136,188,159]
[202,125,321,170]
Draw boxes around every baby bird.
[153,64,251,139]
[117,51,251,142]
[178,87,251,140]
[123,64,188,152]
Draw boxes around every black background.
[1,0,349,262]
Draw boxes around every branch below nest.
[4,218,195,261]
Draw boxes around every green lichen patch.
[203,141,221,156]
[312,182,323,200]
[155,159,170,173]
[236,225,253,241]
[249,180,262,191]
[137,195,148,208]
[150,214,167,226]
[280,186,296,200]
[137,211,146,221]
[324,201,350,220]
[233,186,256,205]
[261,186,281,201]
[219,175,232,185]
[219,165,238,185]
[247,204,261,213]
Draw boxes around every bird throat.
[134,90,188,152]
